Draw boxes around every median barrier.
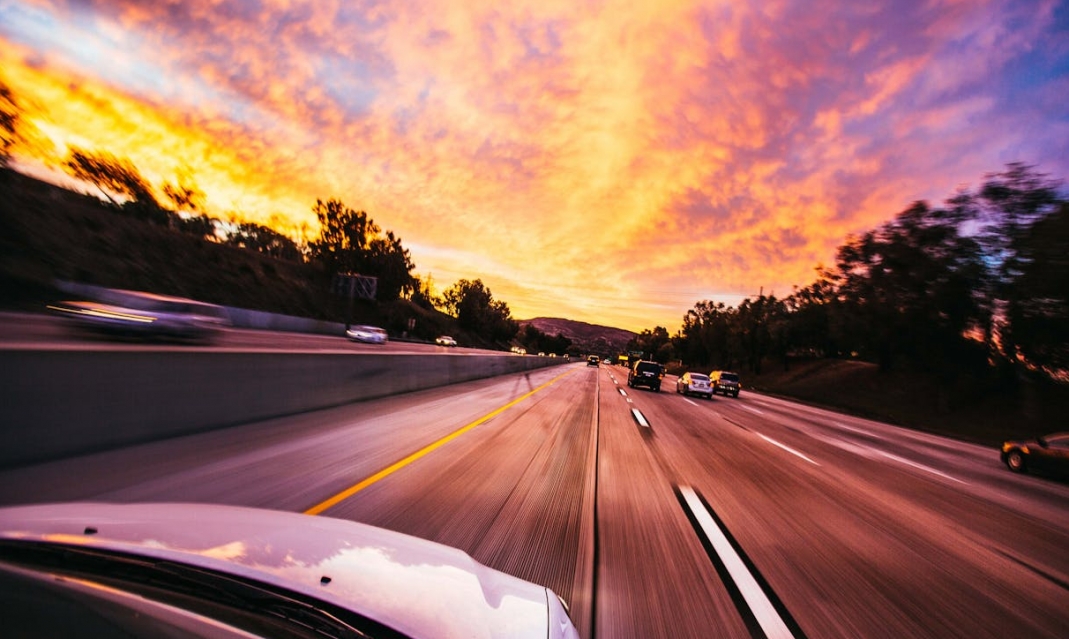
[0,350,565,468]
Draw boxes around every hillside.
[746,357,1069,446]
[519,317,635,355]
[0,168,463,342]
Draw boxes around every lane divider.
[631,408,650,429]
[757,433,819,466]
[304,368,576,515]
[676,485,806,639]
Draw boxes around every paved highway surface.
[1,360,1067,638]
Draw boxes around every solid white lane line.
[876,450,967,484]
[679,486,797,639]
[684,398,699,407]
[757,433,819,466]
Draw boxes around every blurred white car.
[0,502,579,639]
[346,325,388,344]
[49,290,230,342]
[435,335,458,346]
[676,372,713,399]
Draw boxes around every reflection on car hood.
[0,502,577,639]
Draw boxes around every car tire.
[1006,450,1027,473]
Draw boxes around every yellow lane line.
[304,368,577,516]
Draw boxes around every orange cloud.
[2,0,1066,332]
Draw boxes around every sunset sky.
[2,0,1067,332]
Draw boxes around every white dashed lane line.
[678,486,802,639]
[756,433,819,466]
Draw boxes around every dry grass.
[747,358,1068,446]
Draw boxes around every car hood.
[0,502,577,639]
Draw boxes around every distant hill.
[518,317,635,356]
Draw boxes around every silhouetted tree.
[64,147,156,207]
[0,80,20,167]
[1009,202,1069,374]
[628,326,673,362]
[518,324,572,355]
[161,179,204,213]
[366,230,417,301]
[972,163,1063,364]
[308,198,377,275]
[308,198,416,300]
[442,279,517,344]
[410,274,440,310]
[833,201,989,372]
[224,221,302,262]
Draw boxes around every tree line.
[1,78,533,347]
[631,163,1068,383]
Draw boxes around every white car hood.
[0,502,578,639]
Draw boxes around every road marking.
[304,369,575,516]
[683,398,699,407]
[678,486,799,639]
[757,433,819,465]
[618,388,627,396]
[876,450,967,484]
[832,422,885,440]
[740,404,765,415]
[631,408,650,428]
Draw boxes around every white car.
[0,502,579,639]
[676,372,713,399]
[435,335,458,346]
[346,325,388,344]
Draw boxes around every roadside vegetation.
[628,164,1068,444]
[0,79,573,350]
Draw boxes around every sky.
[1,0,1067,333]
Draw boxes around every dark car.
[709,370,741,397]
[587,355,600,366]
[628,360,663,392]
[1001,432,1069,474]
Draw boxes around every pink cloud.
[2,0,1066,331]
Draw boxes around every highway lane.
[1,360,1067,637]
[614,366,1069,638]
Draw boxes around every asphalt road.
[1,361,1067,638]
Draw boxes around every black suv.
[710,370,741,397]
[628,360,663,391]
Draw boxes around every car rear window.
[690,374,709,381]
[720,373,739,382]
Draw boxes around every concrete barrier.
[0,349,565,468]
